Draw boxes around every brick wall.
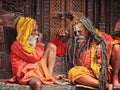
[0,52,12,79]
[0,1,14,79]
[0,1,15,52]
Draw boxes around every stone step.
[0,53,98,90]
[0,82,98,90]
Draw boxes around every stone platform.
[0,82,97,90]
[0,53,98,90]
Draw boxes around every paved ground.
[0,54,98,90]
[0,82,97,90]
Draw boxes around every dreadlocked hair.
[90,30,108,90]
[67,33,76,67]
[78,35,92,59]
[67,16,108,90]
[80,16,108,90]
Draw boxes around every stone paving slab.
[0,82,31,90]
[0,82,98,90]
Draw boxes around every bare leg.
[28,77,42,90]
[75,75,99,87]
[75,75,113,90]
[43,43,56,74]
[42,43,64,84]
[111,44,120,89]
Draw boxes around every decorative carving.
[2,0,35,17]
[50,0,61,13]
[72,0,82,12]
[2,0,26,15]
[50,0,85,41]
[69,0,85,17]
[50,0,63,41]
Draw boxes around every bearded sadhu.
[5,16,65,90]
[52,16,120,90]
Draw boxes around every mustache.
[76,35,85,43]
[28,35,38,48]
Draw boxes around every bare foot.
[113,75,120,89]
[107,84,113,90]
[113,81,120,89]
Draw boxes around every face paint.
[73,22,89,47]
[28,35,38,48]
[73,23,81,32]
[73,23,80,36]
[73,23,85,36]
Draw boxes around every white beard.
[76,35,85,47]
[28,35,38,48]
[77,35,85,43]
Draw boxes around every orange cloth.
[52,37,68,56]
[53,30,118,83]
[68,66,94,84]
[7,41,53,85]
[68,31,116,83]
[5,16,54,85]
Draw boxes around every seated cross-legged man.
[5,16,65,90]
[52,16,120,90]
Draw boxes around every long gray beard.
[28,35,38,48]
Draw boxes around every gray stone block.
[42,84,75,90]
[0,82,97,90]
[0,82,31,90]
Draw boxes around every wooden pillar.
[41,0,50,43]
[94,0,100,29]
[99,0,106,32]
[86,0,94,22]
[35,0,42,32]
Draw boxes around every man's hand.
[56,28,70,42]
[37,32,43,43]
[57,28,69,37]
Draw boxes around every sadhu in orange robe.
[5,16,54,85]
[52,29,120,84]
[9,41,54,85]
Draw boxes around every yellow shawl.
[16,16,36,53]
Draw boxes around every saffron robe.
[7,40,53,85]
[52,30,119,83]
